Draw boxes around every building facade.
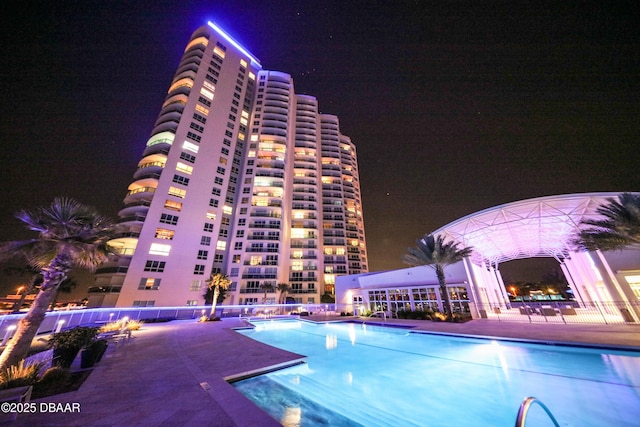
[90,22,368,307]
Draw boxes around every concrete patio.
[14,316,640,426]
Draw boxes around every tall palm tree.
[205,273,231,318]
[575,193,640,251]
[0,198,114,369]
[403,234,473,321]
[275,282,290,305]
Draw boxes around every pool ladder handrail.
[515,396,560,427]
[370,311,387,321]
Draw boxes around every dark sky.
[1,1,638,290]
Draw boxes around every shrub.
[38,366,70,385]
[0,360,42,389]
[48,327,99,350]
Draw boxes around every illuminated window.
[168,186,186,198]
[223,205,233,215]
[213,46,226,58]
[292,261,303,271]
[292,250,303,259]
[206,211,216,220]
[216,240,227,250]
[155,228,174,240]
[624,275,640,298]
[249,72,255,80]
[291,229,305,238]
[200,87,214,100]
[183,141,199,153]
[250,256,261,265]
[190,280,202,291]
[184,36,208,51]
[176,162,193,175]
[149,243,171,256]
[164,200,182,211]
[138,278,160,290]
[168,78,193,93]
[195,104,209,116]
[336,248,345,255]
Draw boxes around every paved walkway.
[14,317,640,426]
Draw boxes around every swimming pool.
[233,320,640,427]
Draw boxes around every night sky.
[1,1,638,294]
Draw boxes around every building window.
[234,242,243,250]
[164,200,182,212]
[155,228,174,240]
[203,222,214,232]
[183,141,199,153]
[138,278,161,290]
[186,131,201,143]
[186,300,198,306]
[216,241,226,250]
[209,198,219,207]
[160,214,179,225]
[168,186,186,198]
[194,264,206,275]
[173,174,190,186]
[132,300,155,307]
[190,280,203,291]
[197,250,208,260]
[176,162,193,175]
[149,243,171,256]
[201,236,211,246]
[144,261,166,272]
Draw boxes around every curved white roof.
[434,192,632,266]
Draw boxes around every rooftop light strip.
[207,21,261,67]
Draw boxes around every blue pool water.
[233,320,640,427]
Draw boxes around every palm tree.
[259,283,275,304]
[275,282,290,305]
[0,198,114,369]
[403,234,473,321]
[205,273,231,318]
[575,193,640,251]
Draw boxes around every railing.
[515,397,560,427]
[0,304,341,337]
[475,300,640,324]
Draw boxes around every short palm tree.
[205,273,231,318]
[575,193,640,251]
[260,283,275,304]
[0,198,114,369]
[403,234,473,321]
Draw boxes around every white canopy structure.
[336,192,640,323]
[434,192,617,266]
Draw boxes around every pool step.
[268,373,420,427]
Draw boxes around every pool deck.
[15,316,640,426]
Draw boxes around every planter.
[80,340,108,369]
[52,347,80,368]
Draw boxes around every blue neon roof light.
[207,21,261,67]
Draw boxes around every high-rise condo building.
[90,22,368,308]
